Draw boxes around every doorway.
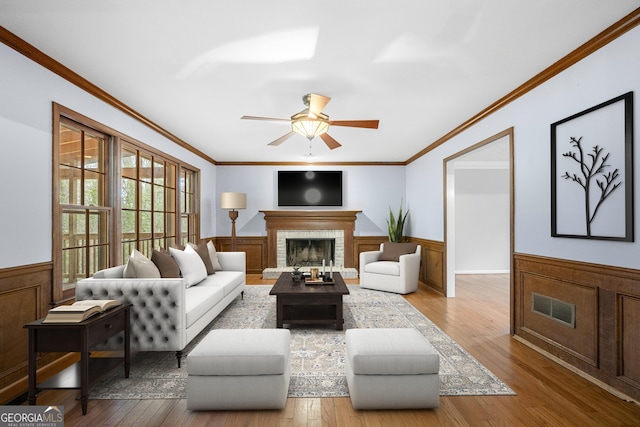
[444,128,514,298]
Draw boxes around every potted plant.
[387,202,409,243]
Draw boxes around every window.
[53,105,200,302]
[180,168,198,246]
[55,118,111,296]
[121,144,179,258]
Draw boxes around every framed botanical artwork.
[551,91,634,241]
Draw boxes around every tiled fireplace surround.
[260,210,360,279]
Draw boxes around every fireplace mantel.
[260,210,361,268]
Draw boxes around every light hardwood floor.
[27,274,640,426]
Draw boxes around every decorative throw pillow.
[378,242,419,262]
[123,249,161,278]
[206,241,223,271]
[151,248,181,278]
[93,265,126,279]
[169,245,207,287]
[187,241,215,275]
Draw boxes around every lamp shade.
[220,192,246,210]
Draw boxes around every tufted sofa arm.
[75,278,187,352]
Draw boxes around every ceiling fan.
[241,93,379,150]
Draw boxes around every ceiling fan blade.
[241,115,291,122]
[308,93,331,116]
[329,120,379,129]
[319,133,342,150]
[268,131,296,146]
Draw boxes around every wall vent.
[531,293,576,328]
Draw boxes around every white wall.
[454,167,510,273]
[407,26,640,270]
[215,165,406,238]
[0,43,217,269]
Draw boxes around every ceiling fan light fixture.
[291,111,329,140]
[241,93,378,148]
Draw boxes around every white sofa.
[359,242,421,294]
[75,251,246,366]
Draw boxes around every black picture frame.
[551,91,634,241]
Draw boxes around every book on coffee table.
[42,299,122,323]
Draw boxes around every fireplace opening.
[286,238,336,267]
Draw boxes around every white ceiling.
[1,1,638,163]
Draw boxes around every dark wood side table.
[24,303,131,415]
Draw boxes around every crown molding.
[406,7,640,164]
[0,25,217,165]
[215,161,406,166]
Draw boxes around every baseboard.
[513,335,639,406]
[455,270,509,275]
[0,352,78,405]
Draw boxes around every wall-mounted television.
[277,170,343,207]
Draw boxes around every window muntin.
[60,206,110,289]
[180,168,197,247]
[121,143,180,259]
[57,119,109,293]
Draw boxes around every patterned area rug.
[90,285,515,399]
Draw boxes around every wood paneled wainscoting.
[356,236,444,295]
[514,253,640,402]
[331,234,445,295]
[0,262,66,404]
[408,237,445,294]
[212,235,446,295]
[213,236,267,275]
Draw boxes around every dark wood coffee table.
[269,272,350,330]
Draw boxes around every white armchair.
[359,242,421,294]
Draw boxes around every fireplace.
[286,239,336,267]
[260,210,361,270]
[286,238,335,267]
[277,230,344,268]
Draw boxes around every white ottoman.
[345,328,440,409]
[186,329,291,410]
